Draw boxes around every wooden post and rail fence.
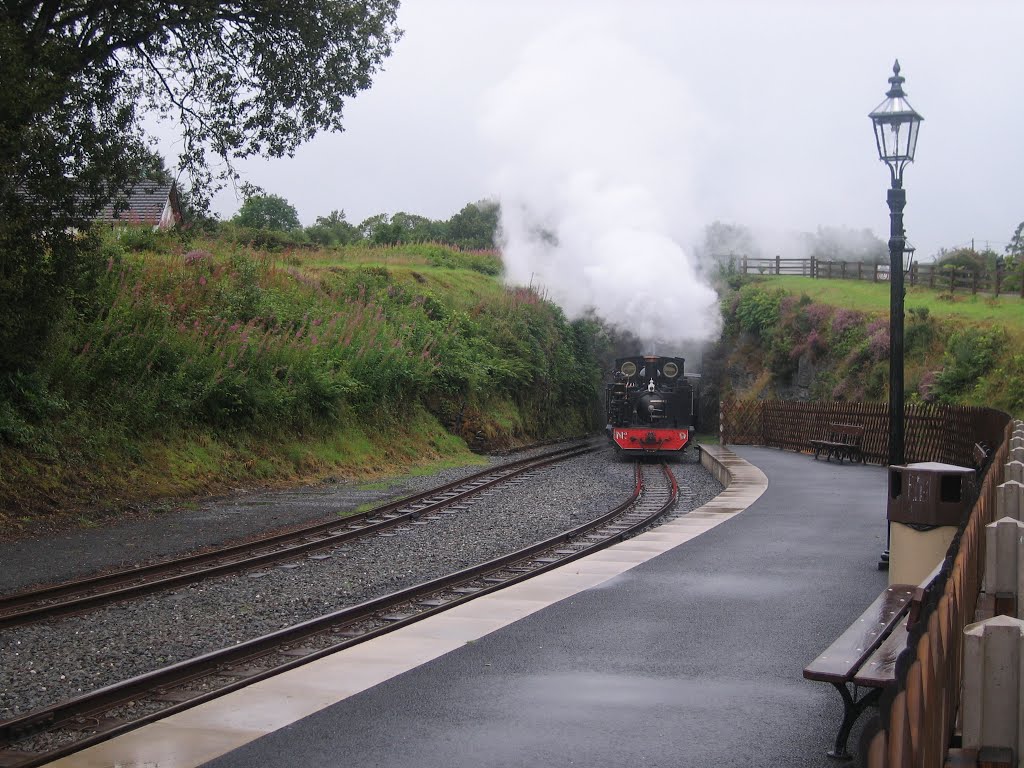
[719,399,1014,767]
[727,255,1024,298]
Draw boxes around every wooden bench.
[809,423,866,464]
[803,584,920,759]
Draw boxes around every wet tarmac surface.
[200,446,891,768]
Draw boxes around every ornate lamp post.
[869,60,923,469]
[870,61,923,571]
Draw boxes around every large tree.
[805,226,887,264]
[0,0,401,375]
[391,211,444,243]
[1007,221,1024,262]
[233,194,301,231]
[698,221,759,260]
[446,200,499,250]
[305,209,358,246]
[1,0,401,224]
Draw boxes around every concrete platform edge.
[46,445,767,768]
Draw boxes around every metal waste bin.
[887,461,976,585]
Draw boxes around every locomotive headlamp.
[662,362,679,378]
[620,361,637,377]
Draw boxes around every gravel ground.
[0,443,723,722]
[0,442,577,595]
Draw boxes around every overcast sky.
[167,0,1022,346]
[194,0,1022,263]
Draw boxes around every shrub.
[865,364,887,399]
[932,327,1007,402]
[832,308,865,336]
[0,370,67,446]
[184,249,213,266]
[0,225,115,378]
[904,306,937,354]
[866,319,889,360]
[116,226,161,252]
[217,253,267,322]
[802,303,832,330]
[219,223,310,251]
[734,284,784,338]
[917,370,938,402]
[406,243,502,276]
[788,329,827,362]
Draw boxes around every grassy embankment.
[720,276,1024,415]
[769,276,1024,330]
[0,234,606,533]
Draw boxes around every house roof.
[94,181,178,226]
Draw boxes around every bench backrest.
[827,423,865,440]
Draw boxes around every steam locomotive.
[604,355,700,454]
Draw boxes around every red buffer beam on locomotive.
[604,354,700,454]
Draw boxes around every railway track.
[0,442,595,630]
[0,460,678,768]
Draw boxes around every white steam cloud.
[480,16,721,347]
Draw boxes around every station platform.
[49,445,891,768]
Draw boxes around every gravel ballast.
[0,443,723,721]
[0,444,574,595]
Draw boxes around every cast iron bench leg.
[827,682,883,760]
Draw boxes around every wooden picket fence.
[719,399,1006,467]
[867,420,1009,768]
[719,399,1012,767]
[735,256,1024,298]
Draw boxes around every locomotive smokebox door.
[604,354,697,455]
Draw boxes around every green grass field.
[768,276,1024,334]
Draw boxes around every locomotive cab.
[605,355,699,454]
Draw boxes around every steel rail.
[0,462,677,768]
[0,442,596,629]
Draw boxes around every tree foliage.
[700,221,759,260]
[355,213,402,245]
[733,284,784,338]
[0,0,401,377]
[446,200,500,250]
[935,247,998,272]
[804,226,887,264]
[345,201,500,250]
[306,210,358,246]
[392,212,445,243]
[933,327,1007,402]
[233,194,301,231]
[1007,221,1024,260]
[1,0,402,224]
